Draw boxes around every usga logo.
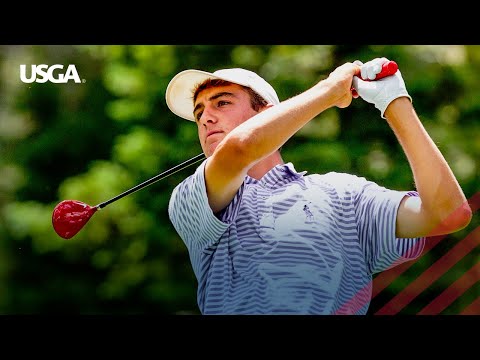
[20,64,83,84]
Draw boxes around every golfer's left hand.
[352,57,412,119]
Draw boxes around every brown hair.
[193,78,268,112]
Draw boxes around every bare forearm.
[224,64,357,165]
[227,80,336,162]
[385,98,471,227]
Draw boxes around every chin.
[206,144,219,157]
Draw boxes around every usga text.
[20,64,82,84]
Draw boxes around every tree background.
[0,45,478,315]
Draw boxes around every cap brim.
[165,70,217,122]
[166,69,253,122]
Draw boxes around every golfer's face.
[193,84,258,157]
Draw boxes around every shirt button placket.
[258,183,275,231]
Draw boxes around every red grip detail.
[351,60,399,96]
[361,60,398,81]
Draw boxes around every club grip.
[361,60,398,81]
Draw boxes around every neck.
[247,151,284,180]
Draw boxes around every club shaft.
[96,153,206,209]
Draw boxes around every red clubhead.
[52,200,98,239]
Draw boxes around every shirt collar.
[245,162,307,186]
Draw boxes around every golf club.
[52,153,206,239]
[51,60,399,240]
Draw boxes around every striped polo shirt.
[168,159,425,314]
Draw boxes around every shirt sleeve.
[168,159,230,255]
[350,175,426,274]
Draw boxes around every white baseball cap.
[165,68,280,122]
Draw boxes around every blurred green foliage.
[0,45,478,314]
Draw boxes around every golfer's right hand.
[352,57,412,119]
[326,62,362,109]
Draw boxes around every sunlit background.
[0,45,478,314]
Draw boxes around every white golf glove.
[352,57,412,119]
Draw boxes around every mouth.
[206,130,223,139]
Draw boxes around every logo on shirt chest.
[258,198,331,236]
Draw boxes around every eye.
[217,100,230,107]
[195,111,203,122]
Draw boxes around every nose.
[199,106,218,126]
